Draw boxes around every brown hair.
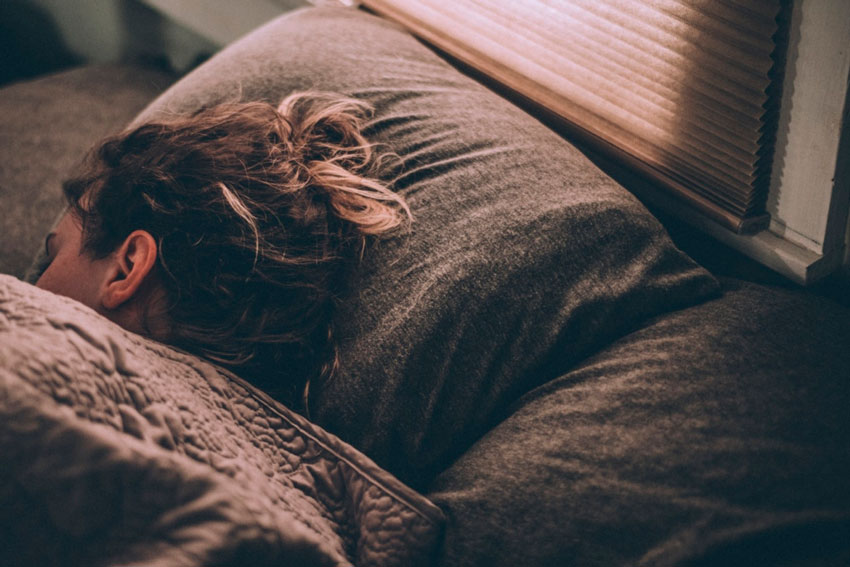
[63,92,410,408]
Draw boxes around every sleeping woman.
[35,92,410,410]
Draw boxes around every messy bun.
[63,93,411,408]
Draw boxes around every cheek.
[35,256,70,294]
[36,252,105,310]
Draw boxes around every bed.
[1,6,848,566]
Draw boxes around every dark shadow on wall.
[763,0,796,226]
[0,0,81,86]
[115,0,215,75]
[0,0,214,89]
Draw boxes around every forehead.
[47,211,84,248]
[57,211,83,236]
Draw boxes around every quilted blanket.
[0,274,443,566]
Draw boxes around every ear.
[101,230,158,310]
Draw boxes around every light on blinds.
[362,0,786,233]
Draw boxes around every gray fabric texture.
[0,274,444,567]
[2,6,846,567]
[0,64,174,279]
[427,278,850,567]
[132,6,720,488]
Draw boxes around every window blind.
[361,0,786,233]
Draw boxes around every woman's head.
[37,93,409,406]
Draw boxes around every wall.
[136,0,308,47]
[768,0,850,265]
[3,0,219,75]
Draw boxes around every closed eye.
[44,232,56,260]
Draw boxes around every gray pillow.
[427,279,850,566]
[123,6,719,487]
